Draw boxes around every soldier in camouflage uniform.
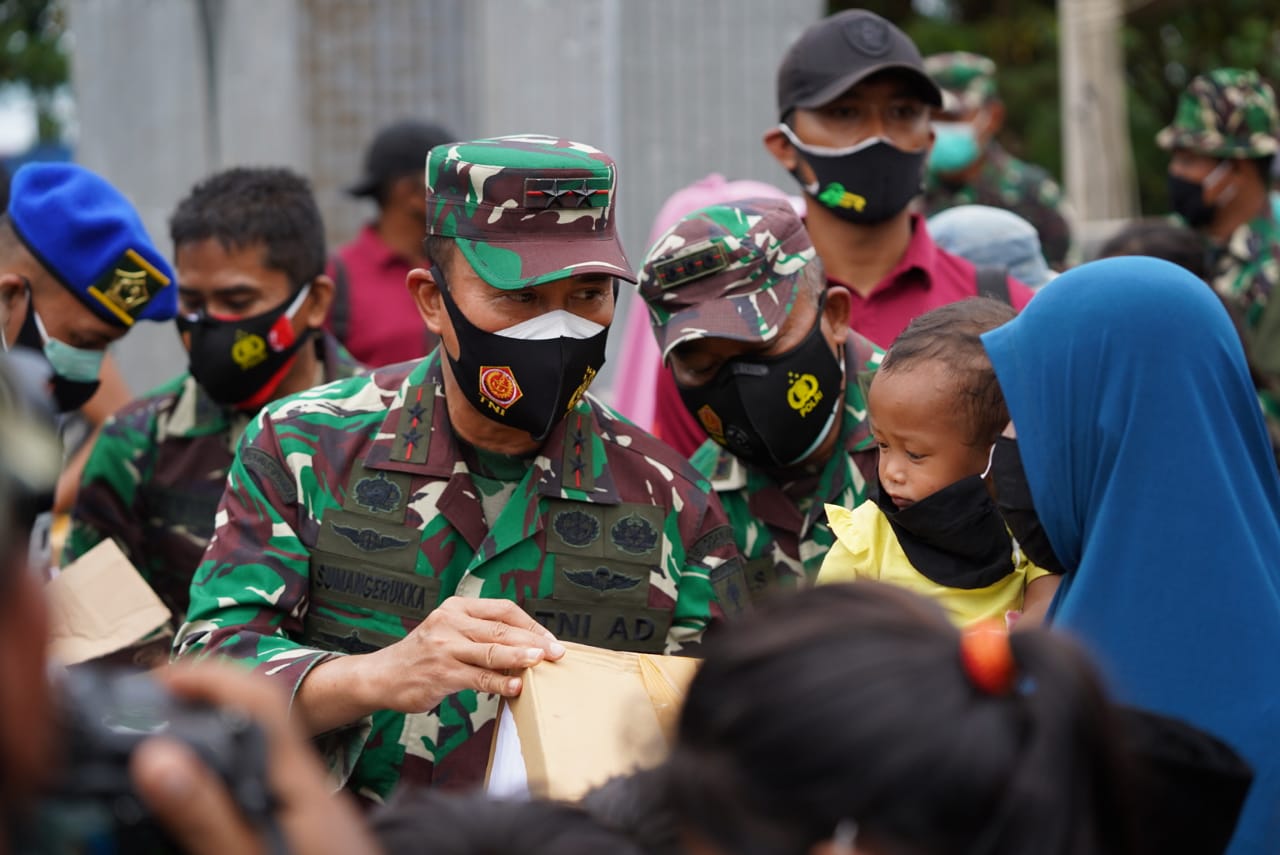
[65,168,359,620]
[175,136,743,803]
[1157,69,1280,450]
[923,52,1072,268]
[638,198,882,600]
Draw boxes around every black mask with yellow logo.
[676,312,843,468]
[178,283,314,411]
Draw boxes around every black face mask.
[14,306,100,413]
[987,436,1067,574]
[676,312,844,468]
[434,266,609,442]
[1168,162,1233,230]
[178,284,314,411]
[779,124,926,225]
[873,473,1014,589]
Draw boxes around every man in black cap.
[329,119,456,367]
[762,9,1032,351]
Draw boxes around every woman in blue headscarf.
[981,256,1280,853]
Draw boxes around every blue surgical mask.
[928,122,981,175]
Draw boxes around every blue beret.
[9,163,177,327]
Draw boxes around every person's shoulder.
[589,395,713,492]
[262,359,416,427]
[106,372,192,432]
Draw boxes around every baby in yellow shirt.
[818,298,1060,627]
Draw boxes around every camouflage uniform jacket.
[689,336,882,602]
[64,333,358,618]
[1210,212,1280,444]
[174,349,739,803]
[924,141,1071,266]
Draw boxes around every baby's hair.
[878,297,1016,446]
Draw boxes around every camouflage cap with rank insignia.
[924,51,998,114]
[424,134,635,290]
[1156,68,1280,159]
[638,197,816,361]
[8,163,176,327]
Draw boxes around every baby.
[818,298,1059,627]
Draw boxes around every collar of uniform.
[1222,213,1280,267]
[361,353,624,505]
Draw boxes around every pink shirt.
[328,225,438,368]
[650,216,1032,456]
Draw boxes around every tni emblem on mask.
[817,182,866,212]
[479,365,523,413]
[787,372,824,417]
[697,404,726,445]
[232,331,268,370]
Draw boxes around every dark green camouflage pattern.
[691,338,882,600]
[925,51,997,114]
[1156,68,1280,159]
[638,198,816,360]
[1210,212,1280,442]
[425,135,635,290]
[174,349,740,803]
[924,141,1071,266]
[64,335,359,618]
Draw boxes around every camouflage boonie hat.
[1156,68,1280,159]
[925,51,998,114]
[425,134,635,290]
[638,197,816,361]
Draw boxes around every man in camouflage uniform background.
[639,198,882,604]
[175,135,742,804]
[1157,68,1280,453]
[65,168,359,623]
[922,52,1073,268]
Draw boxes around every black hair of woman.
[666,582,1132,855]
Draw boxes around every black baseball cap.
[347,119,458,198]
[776,10,943,121]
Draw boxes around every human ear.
[822,285,852,346]
[303,274,335,329]
[408,267,445,336]
[764,126,799,172]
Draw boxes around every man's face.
[1169,149,1227,187]
[0,250,123,353]
[175,238,300,325]
[789,72,933,152]
[423,252,615,359]
[668,285,847,388]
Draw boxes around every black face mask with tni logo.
[434,266,609,443]
[676,314,844,468]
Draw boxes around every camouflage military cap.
[425,134,635,290]
[1156,68,1280,159]
[925,51,998,114]
[638,197,817,361]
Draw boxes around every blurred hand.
[130,663,379,855]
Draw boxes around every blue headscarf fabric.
[982,256,1280,853]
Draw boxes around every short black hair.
[169,167,325,285]
[1096,219,1207,280]
[878,297,1016,446]
[424,235,455,274]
